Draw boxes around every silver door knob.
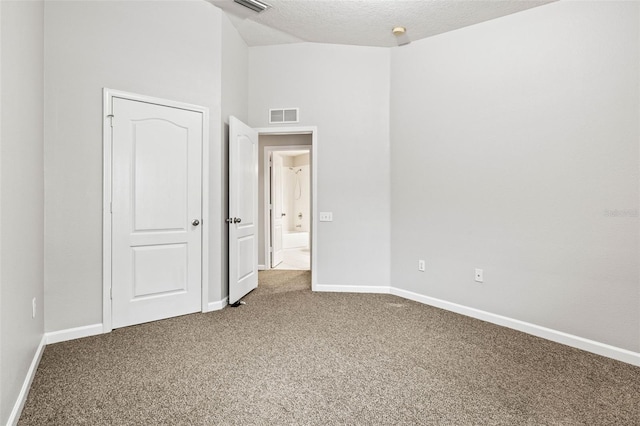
[233,217,242,224]
[192,219,200,226]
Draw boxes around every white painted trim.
[390,287,640,367]
[255,126,318,291]
[258,264,266,271]
[45,323,104,345]
[102,88,210,333]
[308,282,640,366]
[102,88,112,332]
[7,336,46,426]
[315,284,391,294]
[200,106,210,314]
[206,298,228,312]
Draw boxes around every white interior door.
[229,116,259,305]
[270,153,284,267]
[111,97,203,328]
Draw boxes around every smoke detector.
[392,26,406,36]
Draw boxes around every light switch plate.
[319,212,333,222]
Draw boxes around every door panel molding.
[102,88,209,333]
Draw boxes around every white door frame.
[268,151,286,268]
[102,88,210,333]
[256,126,318,291]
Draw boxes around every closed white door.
[270,153,284,268]
[228,116,258,305]
[111,97,203,328]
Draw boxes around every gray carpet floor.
[19,270,640,425]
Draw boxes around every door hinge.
[107,114,114,127]
[269,204,272,210]
[110,202,112,213]
[269,247,273,252]
[110,287,112,299]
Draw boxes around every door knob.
[233,217,242,224]
[192,219,200,226]
[225,218,233,224]
[281,213,286,217]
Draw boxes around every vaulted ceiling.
[209,0,556,47]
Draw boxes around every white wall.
[390,1,640,352]
[221,11,248,300]
[1,1,4,416]
[249,43,391,287]
[0,1,45,423]
[44,0,223,332]
[294,153,310,167]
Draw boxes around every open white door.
[229,116,259,305]
[270,153,284,267]
[111,97,203,328]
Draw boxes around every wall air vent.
[269,108,299,124]
[234,0,271,13]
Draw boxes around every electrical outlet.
[418,260,425,272]
[475,268,483,283]
[32,297,36,319]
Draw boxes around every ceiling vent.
[234,0,271,13]
[269,108,299,124]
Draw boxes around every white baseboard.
[7,335,46,426]
[390,287,640,367]
[315,284,391,294]
[207,297,228,312]
[258,264,266,271]
[45,323,104,345]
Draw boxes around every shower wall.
[282,153,310,233]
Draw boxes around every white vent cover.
[269,108,299,124]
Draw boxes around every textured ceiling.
[209,0,556,48]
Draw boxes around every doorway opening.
[257,129,317,290]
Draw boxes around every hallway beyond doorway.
[274,247,310,270]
